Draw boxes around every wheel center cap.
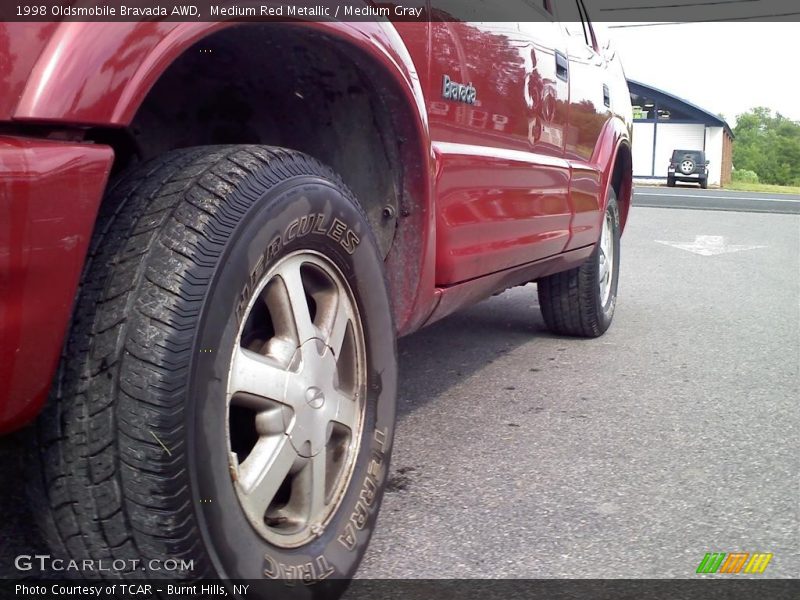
[305,386,325,409]
[281,339,339,458]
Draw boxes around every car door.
[554,0,612,250]
[427,1,573,285]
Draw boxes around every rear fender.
[593,116,632,216]
[566,116,631,250]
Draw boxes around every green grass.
[726,181,800,195]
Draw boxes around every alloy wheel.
[226,251,366,548]
[598,211,615,306]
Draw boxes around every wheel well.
[88,24,428,328]
[610,142,632,231]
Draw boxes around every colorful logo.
[696,552,773,574]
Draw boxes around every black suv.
[667,149,709,189]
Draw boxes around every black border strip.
[2,578,799,600]
[2,0,800,22]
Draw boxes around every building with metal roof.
[628,79,734,186]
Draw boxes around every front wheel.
[28,146,397,593]
[537,189,621,337]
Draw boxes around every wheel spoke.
[238,435,297,516]
[276,260,318,344]
[299,450,329,520]
[229,347,287,406]
[326,296,351,357]
[332,390,360,432]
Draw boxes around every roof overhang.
[628,79,734,139]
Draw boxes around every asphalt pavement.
[1,187,798,580]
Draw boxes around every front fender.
[0,136,113,433]
[14,21,430,132]
[5,20,437,432]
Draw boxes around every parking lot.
[2,188,798,579]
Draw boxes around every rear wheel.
[537,188,621,338]
[667,175,676,187]
[700,176,708,189]
[28,146,397,592]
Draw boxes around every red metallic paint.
[0,136,113,433]
[8,20,440,337]
[13,22,222,124]
[425,21,576,285]
[0,23,59,121]
[433,142,571,284]
[0,16,631,431]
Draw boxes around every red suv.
[0,2,632,587]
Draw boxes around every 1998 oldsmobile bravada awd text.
[0,0,632,593]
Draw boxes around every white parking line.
[635,192,800,203]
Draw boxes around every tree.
[733,108,800,185]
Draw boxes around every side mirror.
[705,161,710,166]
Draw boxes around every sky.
[603,22,800,126]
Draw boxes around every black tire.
[27,146,397,596]
[700,176,708,189]
[667,176,676,187]
[537,189,621,338]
